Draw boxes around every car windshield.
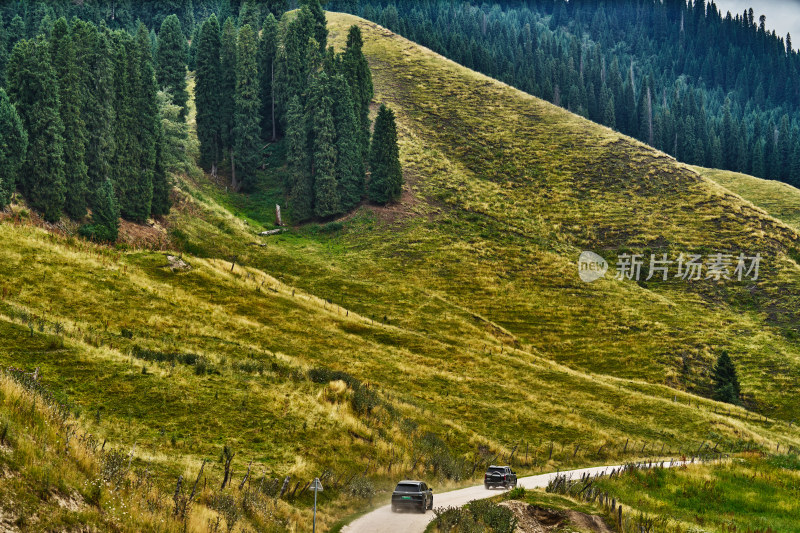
[487,468,505,474]
[395,483,421,492]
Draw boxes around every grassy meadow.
[593,454,800,532]
[2,11,800,531]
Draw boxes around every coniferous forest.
[0,0,403,237]
[330,0,800,187]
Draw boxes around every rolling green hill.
[3,12,800,531]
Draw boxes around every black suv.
[484,465,517,489]
[391,480,433,513]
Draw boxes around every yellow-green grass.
[593,454,800,532]
[0,369,175,531]
[694,165,800,233]
[3,11,800,530]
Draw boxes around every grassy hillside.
[694,165,800,233]
[3,12,800,531]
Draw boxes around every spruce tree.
[7,38,66,222]
[276,6,315,126]
[259,13,278,141]
[51,17,89,220]
[151,121,172,217]
[219,17,238,181]
[0,16,8,88]
[342,25,373,159]
[286,95,313,221]
[79,178,120,242]
[239,0,261,29]
[196,14,222,173]
[0,88,28,209]
[331,72,364,210]
[234,24,262,192]
[306,71,340,217]
[137,24,164,219]
[72,22,115,211]
[114,25,158,222]
[368,104,402,204]
[300,0,328,51]
[712,351,741,405]
[110,31,138,220]
[156,14,188,120]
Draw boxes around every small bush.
[506,486,526,500]
[320,221,344,233]
[102,449,129,489]
[346,476,376,501]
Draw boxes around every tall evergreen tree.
[233,24,262,191]
[276,6,315,126]
[367,104,402,204]
[331,71,364,210]
[712,351,741,405]
[51,17,89,220]
[72,22,115,211]
[0,88,28,209]
[239,0,261,29]
[342,25,373,159]
[7,38,66,222]
[156,14,188,120]
[219,17,237,170]
[301,0,328,51]
[287,95,313,221]
[0,16,8,88]
[259,13,278,141]
[306,71,340,217]
[136,24,165,219]
[196,14,222,174]
[114,24,159,222]
[110,30,138,220]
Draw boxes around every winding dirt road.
[342,461,684,533]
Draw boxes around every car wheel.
[420,502,426,513]
[391,504,397,513]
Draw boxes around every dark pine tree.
[0,87,28,208]
[331,71,364,211]
[712,351,741,405]
[342,25,373,159]
[72,21,116,211]
[287,95,313,221]
[276,5,315,127]
[156,14,188,120]
[79,178,120,242]
[220,17,238,182]
[51,17,89,220]
[301,0,328,51]
[259,13,278,141]
[306,71,340,217]
[234,24,262,192]
[368,104,402,204]
[7,37,66,222]
[196,14,222,174]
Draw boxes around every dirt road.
[342,461,682,533]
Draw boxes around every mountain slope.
[2,12,800,531]
[694,165,800,234]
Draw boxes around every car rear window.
[487,467,504,474]
[395,483,421,492]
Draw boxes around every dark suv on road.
[484,465,517,489]
[391,480,433,513]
